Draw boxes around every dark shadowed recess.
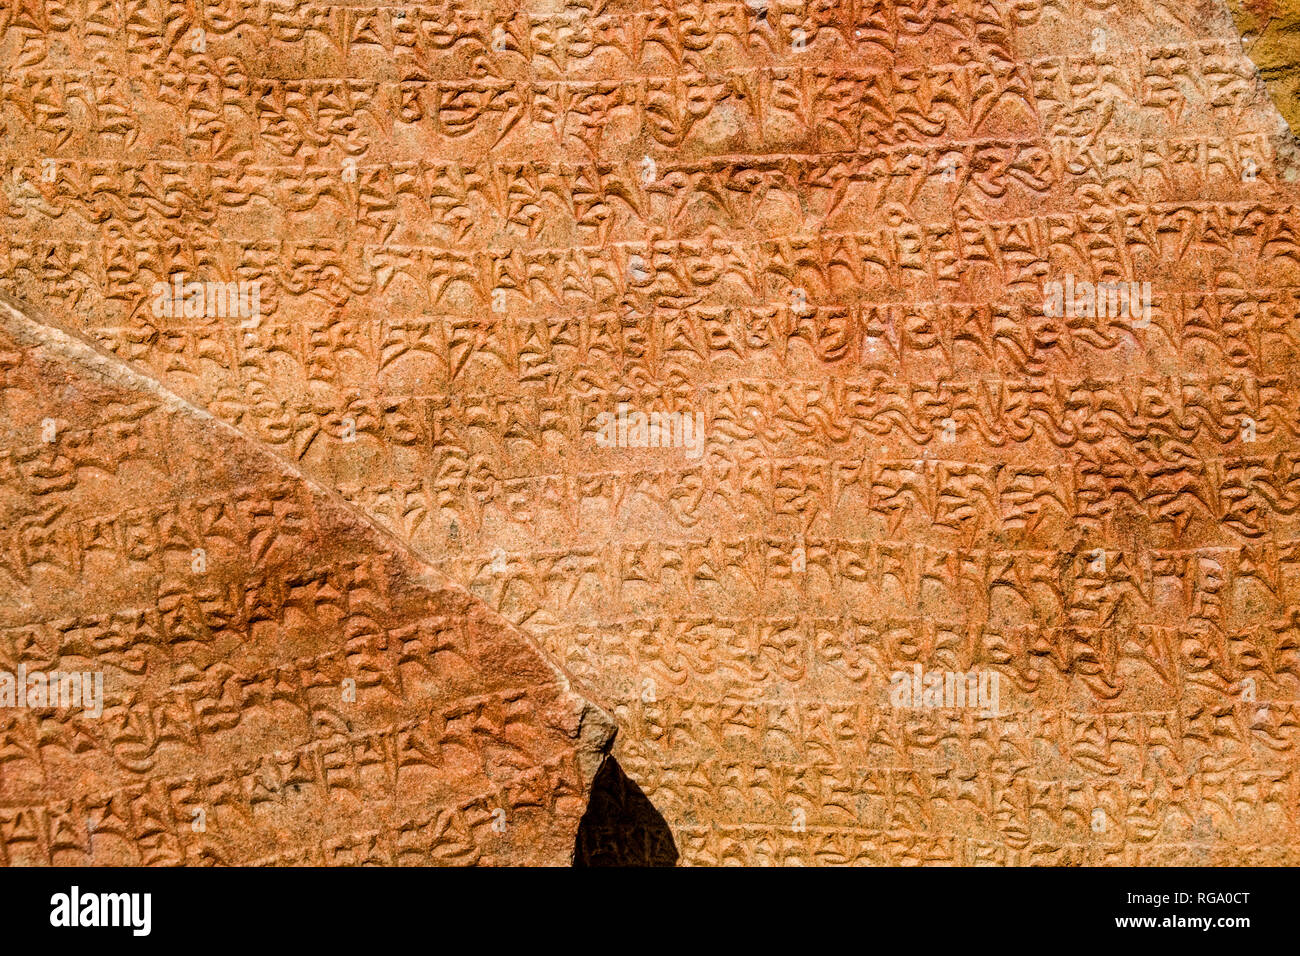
[574,757,678,866]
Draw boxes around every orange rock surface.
[3,0,1300,865]
[0,294,613,865]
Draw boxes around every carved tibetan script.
[2,0,1300,866]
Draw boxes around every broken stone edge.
[0,290,618,865]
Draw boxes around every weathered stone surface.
[4,0,1300,865]
[0,294,614,865]
[1231,0,1300,134]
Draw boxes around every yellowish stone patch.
[1231,0,1300,132]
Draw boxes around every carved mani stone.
[3,0,1300,865]
[0,296,614,865]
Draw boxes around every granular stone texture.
[1231,0,1300,133]
[0,294,614,865]
[3,0,1300,866]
